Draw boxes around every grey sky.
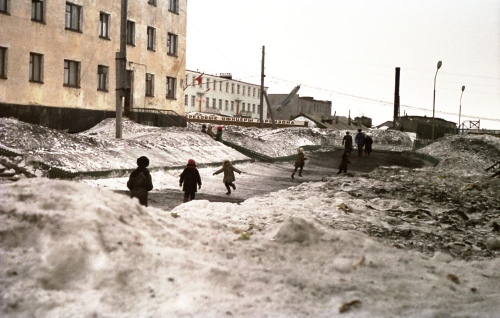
[186,0,500,129]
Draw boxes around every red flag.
[195,73,204,85]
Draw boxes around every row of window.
[0,47,177,98]
[0,1,179,56]
[185,95,260,113]
[187,75,260,98]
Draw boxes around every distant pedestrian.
[291,147,308,179]
[215,125,223,141]
[337,150,351,174]
[342,131,353,151]
[207,124,215,139]
[355,128,366,157]
[179,159,202,203]
[127,156,154,207]
[213,159,242,195]
[201,124,207,134]
[364,133,373,157]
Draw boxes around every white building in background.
[184,70,269,120]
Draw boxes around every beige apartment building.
[0,0,186,132]
[184,70,269,120]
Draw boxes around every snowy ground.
[1,118,500,317]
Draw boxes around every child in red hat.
[179,159,202,202]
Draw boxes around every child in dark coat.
[291,147,307,179]
[179,159,202,203]
[213,159,242,195]
[337,151,351,174]
[127,156,154,206]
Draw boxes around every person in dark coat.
[337,150,351,174]
[364,133,373,157]
[179,159,202,203]
[355,128,366,157]
[215,125,223,141]
[213,159,242,195]
[127,156,154,207]
[291,147,307,179]
[201,124,207,134]
[342,132,353,151]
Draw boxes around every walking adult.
[342,132,353,151]
[355,128,365,157]
[364,133,373,157]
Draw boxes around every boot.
[183,197,188,203]
[225,190,231,195]
[291,173,295,179]
[299,173,302,177]
[231,183,236,190]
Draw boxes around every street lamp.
[432,60,442,140]
[458,85,465,134]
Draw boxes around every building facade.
[0,0,186,132]
[184,70,269,120]
[267,94,332,121]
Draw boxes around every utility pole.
[115,0,127,138]
[259,46,265,128]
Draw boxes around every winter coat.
[215,130,223,141]
[338,152,351,170]
[127,167,154,206]
[342,134,353,150]
[214,161,241,183]
[294,152,307,168]
[179,166,202,193]
[207,127,215,138]
[364,136,373,151]
[355,132,366,145]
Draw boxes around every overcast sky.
[185,0,500,129]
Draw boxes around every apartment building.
[0,0,186,132]
[184,70,269,120]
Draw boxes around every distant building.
[354,116,372,128]
[0,0,187,132]
[184,70,268,119]
[267,94,332,121]
[394,115,456,139]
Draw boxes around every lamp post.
[458,85,465,134]
[432,60,442,140]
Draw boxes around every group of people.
[127,155,243,207]
[338,128,374,174]
[127,128,375,206]
[201,124,223,141]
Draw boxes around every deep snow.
[1,117,500,317]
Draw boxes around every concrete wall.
[0,0,186,127]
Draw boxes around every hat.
[366,133,371,136]
[202,124,207,128]
[222,159,231,164]
[358,129,362,132]
[217,126,223,131]
[137,156,150,168]
[187,159,196,166]
[346,132,350,134]
[298,147,304,153]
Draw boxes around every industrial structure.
[0,0,187,132]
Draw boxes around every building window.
[184,94,188,106]
[225,82,229,93]
[231,83,234,94]
[191,95,195,107]
[147,26,156,51]
[237,85,240,94]
[225,100,228,111]
[148,0,156,6]
[212,98,216,108]
[0,47,7,79]
[65,2,82,32]
[167,33,178,56]
[242,103,245,111]
[218,99,222,110]
[31,0,44,22]
[0,0,8,14]
[219,81,222,91]
[242,86,245,96]
[97,65,109,91]
[206,97,209,108]
[206,78,210,89]
[231,101,234,111]
[253,104,256,113]
[29,53,43,83]
[99,12,110,39]
[166,76,176,98]
[253,88,255,97]
[145,73,154,96]
[63,59,80,87]
[126,20,135,45]
[168,0,178,13]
